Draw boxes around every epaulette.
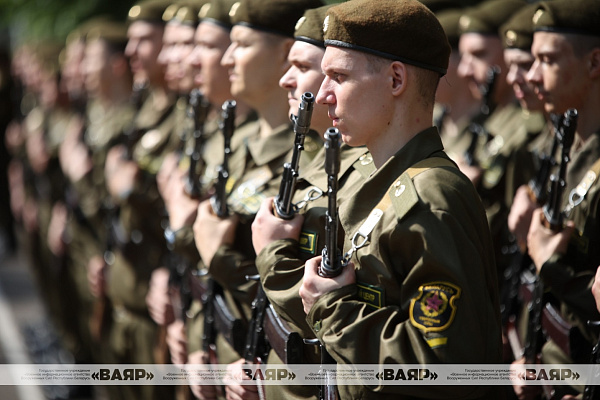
[388,157,457,221]
[352,152,376,178]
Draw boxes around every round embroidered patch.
[409,282,461,333]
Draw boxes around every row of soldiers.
[4,0,600,398]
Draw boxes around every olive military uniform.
[308,128,502,399]
[257,144,373,399]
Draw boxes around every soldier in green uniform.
[251,4,371,399]
[434,7,480,146]
[58,19,136,371]
[298,1,502,399]
[453,0,543,281]
[503,3,555,252]
[96,1,179,399]
[190,0,323,398]
[509,0,600,398]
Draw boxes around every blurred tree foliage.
[0,0,137,49]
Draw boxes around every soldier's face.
[503,48,543,112]
[125,21,164,84]
[187,21,232,105]
[527,31,589,115]
[82,39,111,97]
[317,47,394,148]
[222,25,291,104]
[279,41,330,136]
[458,33,506,101]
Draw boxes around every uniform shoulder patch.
[389,173,419,221]
[409,282,461,333]
[356,282,384,309]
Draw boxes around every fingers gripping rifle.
[274,92,315,219]
[210,100,236,217]
[185,89,211,199]
[464,65,500,166]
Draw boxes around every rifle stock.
[274,92,315,219]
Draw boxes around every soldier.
[298,0,502,398]
[96,1,179,399]
[250,4,370,400]
[509,0,600,398]
[452,0,542,281]
[57,19,136,374]
[190,0,322,397]
[434,7,480,146]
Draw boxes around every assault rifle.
[274,92,315,219]
[308,127,343,400]
[522,109,577,399]
[464,65,500,166]
[242,276,270,400]
[184,89,211,199]
[319,127,345,278]
[500,121,560,327]
[123,80,149,160]
[210,100,235,217]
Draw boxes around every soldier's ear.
[589,47,600,79]
[390,61,407,97]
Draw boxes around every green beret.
[198,0,238,30]
[436,8,463,49]
[459,0,526,36]
[294,4,335,47]
[418,0,461,14]
[165,0,209,25]
[229,0,324,38]
[65,16,112,46]
[500,2,537,50]
[323,0,451,75]
[532,0,600,37]
[128,0,174,24]
[86,19,130,49]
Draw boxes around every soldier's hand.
[300,255,356,315]
[165,168,200,230]
[157,151,179,201]
[224,358,260,400]
[47,202,68,257]
[188,351,219,400]
[194,199,239,267]
[146,267,175,326]
[166,320,188,366]
[592,267,600,313]
[527,208,575,273]
[510,358,542,400]
[251,197,304,255]
[105,145,140,200]
[88,255,107,298]
[508,185,537,248]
